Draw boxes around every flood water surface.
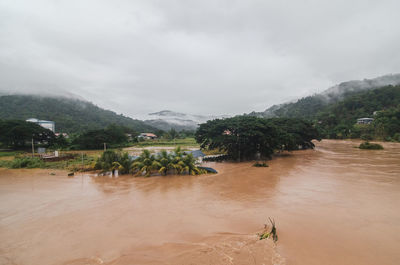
[0,140,400,265]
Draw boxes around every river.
[0,140,399,265]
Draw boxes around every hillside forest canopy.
[250,85,400,142]
[315,85,400,141]
[0,95,157,134]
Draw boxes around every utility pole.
[237,121,240,162]
[31,138,34,157]
[104,142,106,151]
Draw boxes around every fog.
[1,0,399,117]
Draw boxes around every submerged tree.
[95,150,131,175]
[131,150,158,177]
[95,147,205,177]
[155,150,173,175]
[196,116,319,161]
[182,153,203,175]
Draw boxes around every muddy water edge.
[0,140,399,265]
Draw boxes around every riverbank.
[0,140,400,265]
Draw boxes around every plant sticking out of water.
[253,162,269,167]
[359,141,384,150]
[259,218,278,242]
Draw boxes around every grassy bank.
[131,137,198,147]
[0,152,98,171]
[0,151,24,157]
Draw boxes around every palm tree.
[131,150,158,177]
[157,150,173,176]
[182,153,202,175]
[118,152,132,174]
[171,147,185,174]
[111,161,123,176]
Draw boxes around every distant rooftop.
[26,118,54,123]
[139,133,157,137]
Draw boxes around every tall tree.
[196,116,319,160]
[0,120,55,148]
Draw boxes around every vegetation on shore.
[131,137,198,147]
[0,146,204,177]
[0,153,96,171]
[359,142,384,150]
[196,116,320,161]
[0,120,56,149]
[0,119,197,151]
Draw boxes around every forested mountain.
[316,85,400,139]
[0,95,157,133]
[251,74,400,119]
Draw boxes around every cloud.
[0,0,399,117]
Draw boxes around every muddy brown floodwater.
[1,140,400,265]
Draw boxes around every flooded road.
[0,140,399,265]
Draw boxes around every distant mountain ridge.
[144,110,230,131]
[0,95,157,133]
[253,73,400,119]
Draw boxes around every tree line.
[0,120,196,150]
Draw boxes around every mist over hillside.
[144,110,230,131]
[251,73,400,119]
[0,95,157,133]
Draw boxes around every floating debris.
[253,162,269,167]
[259,218,278,242]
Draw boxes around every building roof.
[357,118,374,121]
[139,133,157,137]
[26,118,54,123]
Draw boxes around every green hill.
[252,74,400,119]
[0,95,157,133]
[316,85,400,139]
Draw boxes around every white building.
[356,118,374,125]
[26,118,55,132]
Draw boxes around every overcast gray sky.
[1,0,399,118]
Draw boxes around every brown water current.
[0,140,400,265]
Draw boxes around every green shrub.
[94,150,131,174]
[0,160,11,168]
[359,142,384,150]
[10,157,44,168]
[253,162,269,167]
[393,133,400,142]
